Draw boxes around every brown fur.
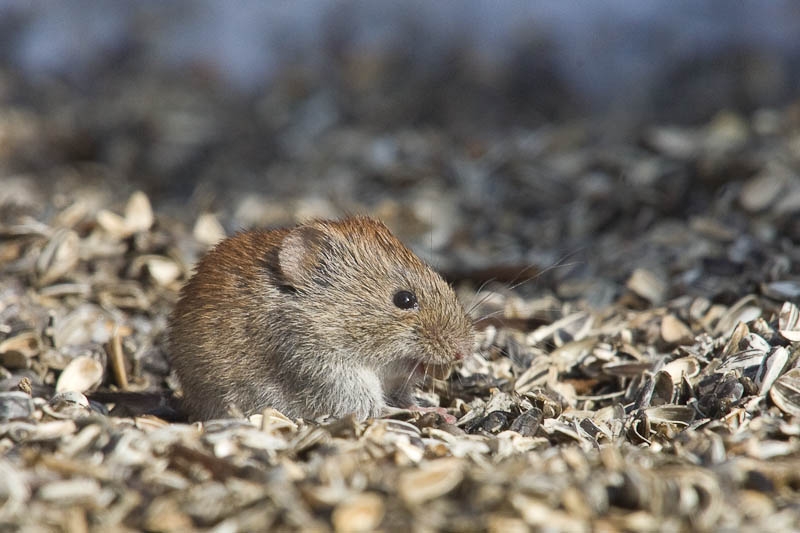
[168,216,474,421]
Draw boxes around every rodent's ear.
[278,225,329,286]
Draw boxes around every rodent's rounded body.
[168,216,474,421]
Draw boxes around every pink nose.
[454,352,465,361]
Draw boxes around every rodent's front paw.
[409,405,457,424]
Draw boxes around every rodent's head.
[273,217,474,373]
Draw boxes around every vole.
[168,216,474,421]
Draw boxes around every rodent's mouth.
[414,361,452,380]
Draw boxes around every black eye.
[393,290,418,310]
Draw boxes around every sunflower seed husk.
[770,368,800,417]
[55,356,104,394]
[778,301,800,342]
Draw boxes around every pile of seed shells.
[3,103,800,530]
[2,192,800,532]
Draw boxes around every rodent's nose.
[454,352,465,361]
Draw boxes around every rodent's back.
[168,229,289,419]
[168,217,474,420]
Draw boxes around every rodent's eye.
[393,290,418,310]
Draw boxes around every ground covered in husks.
[2,81,800,531]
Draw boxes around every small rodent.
[168,216,474,421]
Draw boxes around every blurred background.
[1,0,800,303]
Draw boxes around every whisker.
[422,367,436,394]
[502,263,541,292]
[464,252,584,319]
[470,308,507,323]
[470,303,567,327]
[489,249,588,296]
[400,364,417,397]
[465,277,499,314]
[506,248,586,292]
[474,346,491,361]
[466,287,500,316]
[507,260,583,293]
